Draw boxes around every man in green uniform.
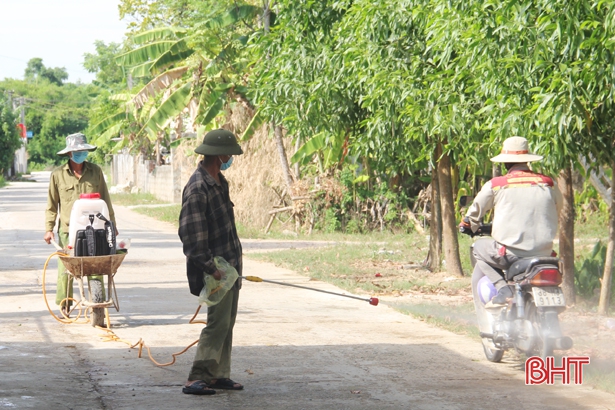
[178,129,244,395]
[43,133,117,317]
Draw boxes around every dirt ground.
[1,173,614,410]
[375,267,615,367]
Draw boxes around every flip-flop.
[182,380,216,395]
[209,378,243,390]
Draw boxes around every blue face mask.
[220,156,233,171]
[71,151,89,164]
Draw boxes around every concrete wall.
[13,143,27,174]
[112,148,191,203]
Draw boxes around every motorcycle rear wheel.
[525,299,553,359]
[482,339,504,362]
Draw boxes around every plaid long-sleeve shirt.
[178,162,242,294]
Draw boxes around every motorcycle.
[459,222,573,362]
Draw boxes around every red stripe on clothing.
[491,171,554,189]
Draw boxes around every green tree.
[83,41,126,88]
[24,58,68,86]
[0,93,21,174]
[91,2,262,158]
[448,0,615,306]
[251,0,468,273]
[0,78,94,166]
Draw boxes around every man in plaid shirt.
[178,129,244,395]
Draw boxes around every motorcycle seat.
[506,257,559,280]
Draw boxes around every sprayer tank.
[68,193,110,248]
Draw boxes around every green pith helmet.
[194,129,243,156]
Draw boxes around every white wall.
[112,150,189,203]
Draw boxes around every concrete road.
[0,172,613,410]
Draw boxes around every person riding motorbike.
[459,136,562,305]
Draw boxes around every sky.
[0,0,129,83]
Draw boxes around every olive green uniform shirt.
[45,161,116,234]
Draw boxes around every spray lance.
[242,276,379,306]
[95,212,116,254]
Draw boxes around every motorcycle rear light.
[530,268,562,286]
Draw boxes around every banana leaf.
[130,62,155,78]
[240,110,262,141]
[93,123,123,144]
[89,112,127,135]
[197,84,233,125]
[142,82,193,134]
[198,5,260,30]
[116,41,177,67]
[133,66,189,108]
[291,132,327,165]
[150,48,194,74]
[131,27,186,45]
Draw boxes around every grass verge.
[584,365,615,394]
[247,238,466,296]
[132,204,182,228]
[110,193,166,206]
[111,193,180,227]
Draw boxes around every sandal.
[209,378,243,390]
[182,380,216,395]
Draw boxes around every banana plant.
[290,131,348,173]
[93,3,263,151]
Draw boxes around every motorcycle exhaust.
[554,336,573,350]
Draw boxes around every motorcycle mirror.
[458,195,474,207]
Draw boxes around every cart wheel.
[89,279,105,327]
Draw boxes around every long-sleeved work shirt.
[465,164,562,258]
[178,162,242,295]
[45,161,116,234]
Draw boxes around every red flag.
[16,123,27,138]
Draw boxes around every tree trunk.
[175,114,183,140]
[598,162,615,315]
[264,4,293,191]
[558,166,576,305]
[274,124,294,189]
[294,138,301,180]
[437,141,464,276]
[156,133,162,166]
[263,1,271,32]
[428,164,443,272]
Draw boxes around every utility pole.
[20,96,26,128]
[6,90,15,176]
[13,95,28,174]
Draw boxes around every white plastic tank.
[68,193,110,248]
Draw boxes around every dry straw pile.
[175,104,295,229]
[225,124,291,227]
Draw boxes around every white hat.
[57,133,97,156]
[490,136,543,163]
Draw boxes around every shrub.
[575,241,606,299]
